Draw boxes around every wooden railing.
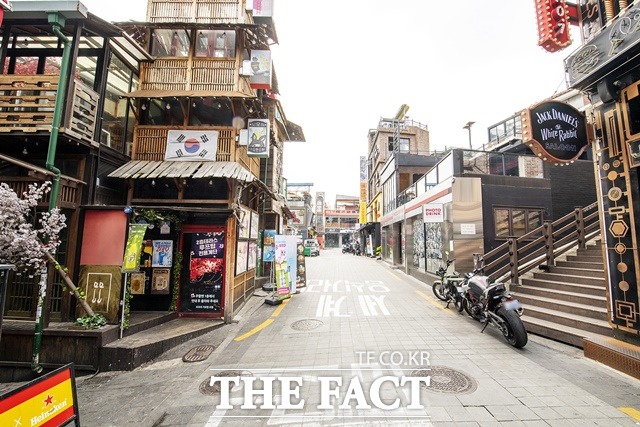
[1,177,80,209]
[0,75,99,144]
[141,59,246,93]
[479,201,600,284]
[133,125,260,176]
[147,0,245,24]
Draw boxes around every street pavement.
[73,248,640,426]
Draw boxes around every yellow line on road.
[416,290,454,315]
[619,407,640,421]
[234,298,289,341]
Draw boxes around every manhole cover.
[183,345,215,363]
[412,366,477,394]
[291,319,323,331]
[199,370,251,396]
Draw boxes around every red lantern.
[535,0,572,52]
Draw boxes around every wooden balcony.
[147,0,246,24]
[0,75,99,144]
[133,125,260,176]
[1,177,81,209]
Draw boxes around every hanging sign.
[249,50,272,89]
[521,100,590,165]
[247,119,270,158]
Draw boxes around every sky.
[76,0,581,205]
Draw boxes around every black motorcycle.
[431,259,465,311]
[459,265,528,349]
[342,243,352,254]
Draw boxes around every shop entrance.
[179,226,226,318]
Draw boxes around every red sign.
[0,364,80,427]
[534,0,572,52]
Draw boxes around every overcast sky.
[77,0,580,204]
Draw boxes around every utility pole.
[463,121,475,149]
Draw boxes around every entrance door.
[179,226,226,318]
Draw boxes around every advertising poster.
[130,272,146,295]
[248,241,257,270]
[250,211,259,239]
[236,241,248,275]
[263,229,276,262]
[180,231,225,315]
[247,118,270,158]
[296,241,307,288]
[122,224,148,272]
[275,235,297,297]
[151,268,170,294]
[239,207,250,239]
[164,130,219,161]
[152,240,173,267]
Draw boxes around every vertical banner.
[180,231,225,315]
[122,224,148,272]
[274,237,290,300]
[359,156,367,224]
[247,119,270,158]
[263,229,276,262]
[296,240,307,288]
[284,235,298,294]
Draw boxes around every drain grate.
[183,345,215,363]
[200,370,251,396]
[412,366,477,395]
[290,319,324,331]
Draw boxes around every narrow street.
[76,249,640,426]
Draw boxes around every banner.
[164,130,219,161]
[263,230,276,262]
[122,224,148,272]
[296,240,307,288]
[247,119,270,158]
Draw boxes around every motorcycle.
[431,258,465,311]
[353,242,362,256]
[459,260,528,349]
[342,243,352,254]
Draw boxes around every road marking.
[234,298,289,341]
[416,290,454,315]
[619,407,640,421]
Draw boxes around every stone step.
[521,304,611,335]
[556,260,604,269]
[546,265,604,279]
[519,277,605,296]
[522,315,612,348]
[531,271,605,286]
[566,254,603,263]
[517,292,607,320]
[516,284,606,308]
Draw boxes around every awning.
[121,89,253,99]
[108,160,255,182]
[0,153,85,184]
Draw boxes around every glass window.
[494,207,543,239]
[495,209,510,238]
[102,55,137,153]
[512,209,526,237]
[151,29,190,57]
[399,138,410,153]
[437,156,453,181]
[195,30,236,58]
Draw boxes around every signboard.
[295,241,306,288]
[164,130,218,161]
[534,0,572,52]
[521,100,589,164]
[253,0,273,17]
[249,50,272,90]
[180,231,225,315]
[627,139,640,168]
[565,4,640,89]
[151,268,170,294]
[274,235,297,299]
[78,266,122,322]
[263,230,276,262]
[423,203,444,223]
[247,119,270,158]
[0,364,80,427]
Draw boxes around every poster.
[130,272,146,295]
[151,268,170,294]
[263,229,276,262]
[141,240,153,268]
[180,231,225,314]
[275,235,297,297]
[248,241,257,270]
[152,240,173,267]
[239,207,250,239]
[250,211,259,239]
[122,224,148,272]
[236,241,248,275]
[296,241,306,288]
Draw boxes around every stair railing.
[478,201,600,285]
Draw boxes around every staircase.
[515,240,612,348]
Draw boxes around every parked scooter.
[431,258,465,311]
[459,256,528,348]
[342,242,352,254]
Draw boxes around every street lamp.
[463,121,475,149]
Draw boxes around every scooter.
[459,257,527,348]
[342,243,352,254]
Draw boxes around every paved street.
[75,249,640,426]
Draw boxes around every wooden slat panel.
[195,1,242,23]
[141,60,189,92]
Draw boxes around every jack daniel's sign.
[521,100,590,165]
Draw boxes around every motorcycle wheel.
[497,307,528,348]
[432,282,447,301]
[462,296,473,317]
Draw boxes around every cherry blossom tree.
[0,181,94,316]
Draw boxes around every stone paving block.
[530,406,565,420]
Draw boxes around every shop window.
[195,30,236,58]
[494,207,543,239]
[151,29,189,57]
